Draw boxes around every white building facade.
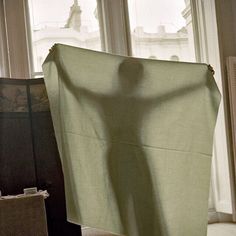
[31,0,195,73]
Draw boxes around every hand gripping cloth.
[42,44,221,236]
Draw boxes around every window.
[28,0,102,74]
[0,0,8,77]
[128,0,195,62]
[126,0,232,218]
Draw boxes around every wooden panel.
[0,0,9,77]
[215,0,236,220]
[227,57,236,220]
[0,114,37,194]
[0,78,82,235]
[4,0,30,78]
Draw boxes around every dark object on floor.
[0,78,82,236]
[0,194,48,236]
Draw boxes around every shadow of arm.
[143,81,205,107]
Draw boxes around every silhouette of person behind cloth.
[62,58,162,235]
[62,57,205,236]
[103,59,160,235]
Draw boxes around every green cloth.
[42,43,221,236]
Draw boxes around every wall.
[215,0,236,220]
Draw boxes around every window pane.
[127,0,196,62]
[28,0,101,73]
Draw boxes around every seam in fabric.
[65,130,212,157]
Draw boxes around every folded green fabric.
[43,44,221,236]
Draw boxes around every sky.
[29,0,99,31]
[128,0,186,32]
[29,0,186,33]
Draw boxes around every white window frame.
[0,0,233,220]
[191,0,232,220]
[97,0,132,55]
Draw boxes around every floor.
[207,223,236,236]
[82,223,236,236]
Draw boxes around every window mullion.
[97,0,132,56]
[192,0,233,217]
[0,0,9,77]
[3,0,30,78]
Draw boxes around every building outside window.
[28,0,195,73]
[28,0,102,73]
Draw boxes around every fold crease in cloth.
[42,43,221,236]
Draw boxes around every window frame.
[191,0,232,216]
[97,0,132,55]
[0,0,9,77]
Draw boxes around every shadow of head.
[118,58,144,93]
